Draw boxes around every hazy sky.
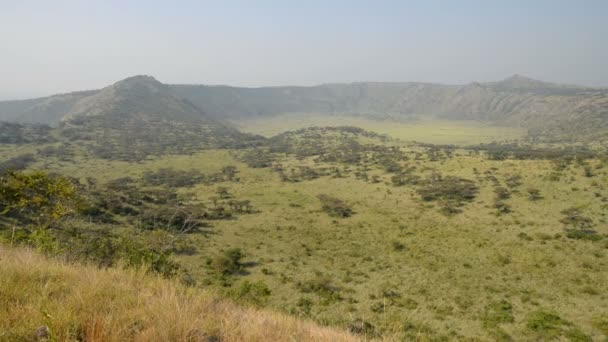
[1,0,607,99]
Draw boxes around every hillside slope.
[172,76,608,140]
[55,76,261,160]
[1,75,607,141]
[0,246,360,342]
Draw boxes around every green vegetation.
[236,115,526,145]
[1,103,608,340]
[317,194,354,218]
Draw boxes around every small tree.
[317,194,354,218]
[416,173,478,214]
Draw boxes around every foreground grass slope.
[0,246,359,342]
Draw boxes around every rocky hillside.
[1,75,607,141]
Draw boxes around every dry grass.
[0,246,361,342]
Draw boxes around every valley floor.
[1,124,607,341]
[233,115,526,145]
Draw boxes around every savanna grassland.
[233,114,526,145]
[2,121,607,341]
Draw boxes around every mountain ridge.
[1,75,607,141]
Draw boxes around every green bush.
[142,168,204,188]
[228,280,271,307]
[212,248,244,276]
[417,174,478,202]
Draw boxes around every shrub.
[240,149,274,168]
[494,200,512,214]
[392,241,406,251]
[317,194,354,218]
[212,248,244,276]
[297,275,342,303]
[416,173,478,213]
[565,229,603,241]
[121,243,179,278]
[494,187,511,200]
[142,168,204,188]
[417,174,478,202]
[560,207,593,229]
[505,174,523,188]
[228,280,271,307]
[527,188,543,201]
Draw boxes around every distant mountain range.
[1,75,607,141]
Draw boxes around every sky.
[0,0,607,99]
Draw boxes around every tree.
[0,170,78,229]
[416,173,478,214]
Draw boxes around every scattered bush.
[560,207,593,229]
[417,173,478,214]
[297,275,342,303]
[317,194,354,218]
[240,149,274,168]
[142,168,205,187]
[565,229,603,241]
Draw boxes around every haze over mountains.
[1,74,607,141]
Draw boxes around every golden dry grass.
[0,246,361,342]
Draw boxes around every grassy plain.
[2,121,607,341]
[233,114,526,145]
